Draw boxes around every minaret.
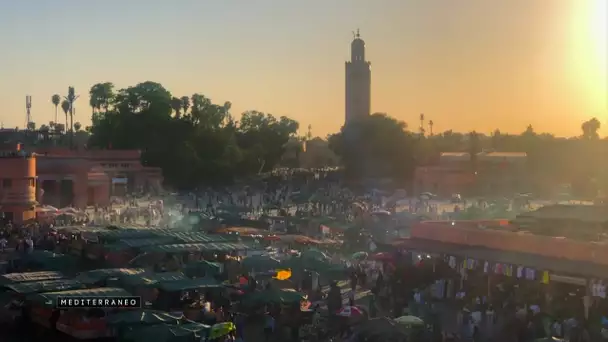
[345,29,371,125]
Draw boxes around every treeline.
[56,81,606,194]
[85,81,299,189]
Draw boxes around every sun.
[568,0,607,115]
[591,0,607,58]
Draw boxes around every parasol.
[371,210,391,216]
[419,192,435,200]
[394,315,424,326]
[351,251,368,260]
[337,305,364,318]
[208,322,236,339]
[370,252,394,261]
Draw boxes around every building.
[0,144,37,224]
[345,29,371,125]
[35,148,163,209]
[414,151,527,196]
[409,205,608,275]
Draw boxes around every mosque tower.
[345,29,371,125]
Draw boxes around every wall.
[0,153,37,223]
[411,221,608,266]
[414,166,475,196]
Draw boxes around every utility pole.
[25,95,32,129]
[419,113,425,137]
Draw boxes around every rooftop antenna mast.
[25,95,32,129]
[419,113,425,137]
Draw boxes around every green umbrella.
[351,251,368,260]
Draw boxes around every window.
[2,179,12,188]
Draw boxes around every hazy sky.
[0,0,606,137]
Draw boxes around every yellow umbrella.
[274,269,292,280]
[209,322,236,339]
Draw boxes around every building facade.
[414,151,527,196]
[345,30,371,125]
[0,144,37,224]
[35,148,163,209]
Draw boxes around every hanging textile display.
[541,271,550,284]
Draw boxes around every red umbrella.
[264,235,281,241]
[336,306,364,317]
[371,252,394,261]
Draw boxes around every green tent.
[242,255,281,271]
[106,309,184,328]
[75,268,147,285]
[183,261,222,278]
[28,287,132,307]
[120,272,187,288]
[119,322,210,342]
[4,279,86,294]
[0,271,65,285]
[156,277,221,292]
[241,288,306,307]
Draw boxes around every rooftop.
[439,151,527,162]
[515,204,608,224]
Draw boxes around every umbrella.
[60,207,79,214]
[351,251,368,260]
[208,322,236,339]
[337,306,364,318]
[370,252,394,261]
[274,269,292,281]
[419,192,435,200]
[394,315,424,326]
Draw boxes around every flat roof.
[516,204,608,223]
[395,238,608,279]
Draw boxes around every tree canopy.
[328,113,417,183]
[86,81,299,189]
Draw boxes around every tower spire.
[356,28,360,38]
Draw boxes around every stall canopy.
[140,242,257,254]
[0,271,65,285]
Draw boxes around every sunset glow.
[0,1,606,136]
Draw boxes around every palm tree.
[51,94,61,125]
[61,100,70,133]
[64,86,79,148]
[428,120,434,136]
[170,97,182,118]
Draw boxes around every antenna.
[25,95,32,129]
[419,113,425,137]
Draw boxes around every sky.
[0,0,606,138]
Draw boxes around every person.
[327,282,342,313]
[263,311,275,342]
[348,289,355,307]
[368,293,377,318]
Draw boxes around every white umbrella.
[419,192,435,200]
